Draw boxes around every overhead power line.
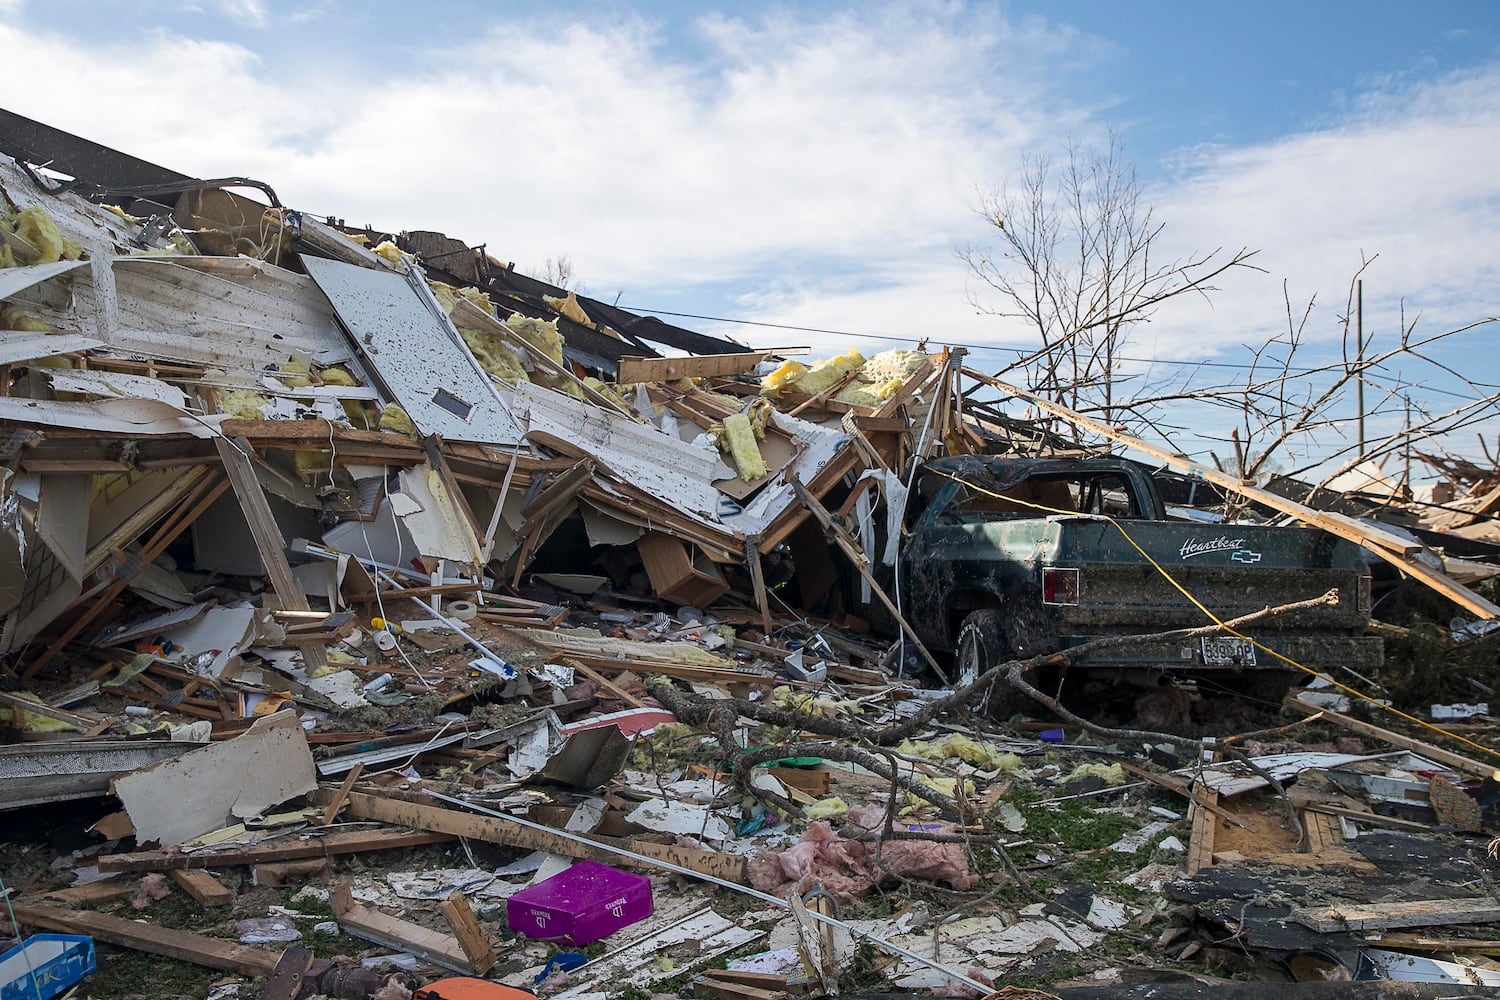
[620,304,1495,403]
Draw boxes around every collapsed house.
[4,113,1500,999]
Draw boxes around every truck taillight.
[1358,575,1371,613]
[1043,567,1079,606]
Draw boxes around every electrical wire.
[618,304,1500,389]
[929,468,1500,764]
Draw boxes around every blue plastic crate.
[0,934,95,1000]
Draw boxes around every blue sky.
[4,1,1499,477]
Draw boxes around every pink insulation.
[747,807,977,904]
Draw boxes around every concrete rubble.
[4,113,1500,1000]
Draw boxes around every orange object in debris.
[414,979,536,1000]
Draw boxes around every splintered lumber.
[8,901,281,976]
[618,351,779,383]
[319,763,365,825]
[790,479,948,683]
[169,868,235,907]
[254,859,328,887]
[1292,898,1500,933]
[1186,787,1218,876]
[565,658,647,708]
[966,367,1500,621]
[98,827,452,872]
[1282,696,1498,779]
[37,881,137,906]
[440,891,497,974]
[215,437,326,669]
[340,791,748,882]
[1301,803,1434,833]
[331,883,478,974]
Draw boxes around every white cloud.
[0,6,1494,462]
[0,8,1087,306]
[217,0,268,27]
[1144,66,1500,363]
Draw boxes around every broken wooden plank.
[215,436,327,669]
[319,763,365,826]
[1186,787,1218,877]
[169,868,235,907]
[36,881,137,906]
[1301,803,1436,833]
[98,827,452,872]
[791,478,948,683]
[1282,696,1497,779]
[440,891,497,975]
[340,791,748,882]
[1292,898,1500,933]
[768,767,830,796]
[254,859,329,887]
[617,351,777,383]
[331,882,477,974]
[566,658,647,709]
[8,901,282,976]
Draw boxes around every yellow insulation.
[792,349,865,395]
[13,206,65,264]
[895,734,1028,773]
[379,403,417,436]
[1,304,50,332]
[503,314,565,365]
[760,359,807,395]
[219,390,268,420]
[543,289,594,328]
[719,412,768,480]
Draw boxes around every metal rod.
[424,790,992,993]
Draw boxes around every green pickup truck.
[900,456,1382,699]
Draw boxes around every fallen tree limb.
[650,590,1340,752]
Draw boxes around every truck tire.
[955,609,1035,718]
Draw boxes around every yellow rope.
[929,468,1500,764]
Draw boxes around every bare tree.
[965,132,1259,437]
[1192,258,1500,498]
[537,254,574,289]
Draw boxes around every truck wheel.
[955,610,1036,718]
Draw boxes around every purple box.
[506,861,654,944]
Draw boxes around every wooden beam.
[441,891,496,974]
[318,763,364,825]
[169,868,235,907]
[8,901,281,976]
[331,883,478,974]
[565,657,647,709]
[1292,898,1500,933]
[790,479,948,684]
[98,827,452,872]
[963,367,1500,620]
[1186,787,1218,876]
[1283,696,1497,779]
[341,791,748,882]
[617,351,775,383]
[214,437,326,669]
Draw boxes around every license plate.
[1201,636,1257,666]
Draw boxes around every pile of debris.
[4,113,1500,1000]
